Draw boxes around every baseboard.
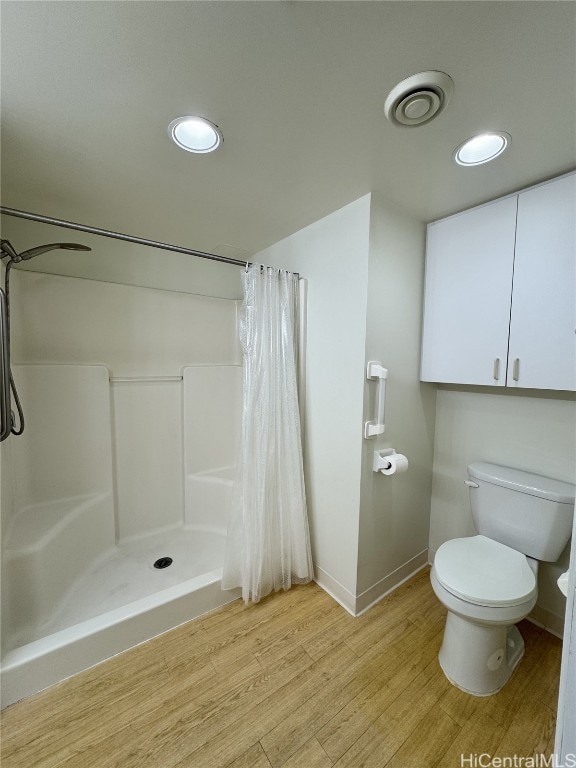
[314,548,429,617]
[314,566,357,616]
[355,549,429,616]
[527,604,566,639]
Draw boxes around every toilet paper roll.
[380,453,409,475]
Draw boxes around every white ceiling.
[1,1,575,258]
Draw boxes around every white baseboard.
[314,566,357,616]
[528,603,565,639]
[314,548,429,618]
[355,549,429,616]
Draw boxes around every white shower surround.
[2,365,241,706]
[2,275,241,706]
[1,545,231,706]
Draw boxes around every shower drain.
[153,556,173,569]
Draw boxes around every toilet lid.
[434,535,537,607]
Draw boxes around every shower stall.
[0,214,245,706]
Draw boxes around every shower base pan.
[1,528,241,707]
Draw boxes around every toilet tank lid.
[468,462,575,504]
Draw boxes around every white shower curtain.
[222,263,313,603]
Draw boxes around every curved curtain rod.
[0,205,248,268]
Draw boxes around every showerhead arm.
[0,240,91,263]
[19,242,92,261]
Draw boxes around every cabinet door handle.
[493,358,500,381]
[513,358,520,382]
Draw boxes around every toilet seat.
[434,535,537,607]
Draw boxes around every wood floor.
[1,568,562,768]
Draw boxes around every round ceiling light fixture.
[168,116,223,153]
[454,132,511,166]
[384,71,454,127]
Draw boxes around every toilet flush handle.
[464,480,479,488]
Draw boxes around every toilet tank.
[467,462,575,561]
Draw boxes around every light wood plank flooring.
[1,568,562,767]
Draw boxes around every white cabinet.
[508,175,576,390]
[421,196,517,386]
[421,173,575,391]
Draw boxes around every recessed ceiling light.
[454,132,511,166]
[168,116,223,153]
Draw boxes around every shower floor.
[17,527,226,648]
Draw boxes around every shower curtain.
[222,263,313,603]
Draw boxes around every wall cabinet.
[421,173,575,391]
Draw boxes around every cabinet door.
[421,196,518,385]
[508,174,576,390]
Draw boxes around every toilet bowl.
[431,462,575,697]
[431,535,537,695]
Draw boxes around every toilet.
[431,461,575,696]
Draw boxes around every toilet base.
[438,612,525,696]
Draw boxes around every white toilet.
[431,461,575,697]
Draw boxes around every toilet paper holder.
[373,449,409,475]
[373,448,396,472]
[372,448,397,472]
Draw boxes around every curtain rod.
[0,205,250,268]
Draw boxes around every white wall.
[7,269,240,542]
[10,271,240,374]
[2,365,116,650]
[429,387,576,634]
[357,195,436,607]
[111,380,184,540]
[183,365,242,533]
[9,365,114,512]
[256,194,436,613]
[255,195,372,600]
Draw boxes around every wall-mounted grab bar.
[0,288,11,442]
[364,360,387,439]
